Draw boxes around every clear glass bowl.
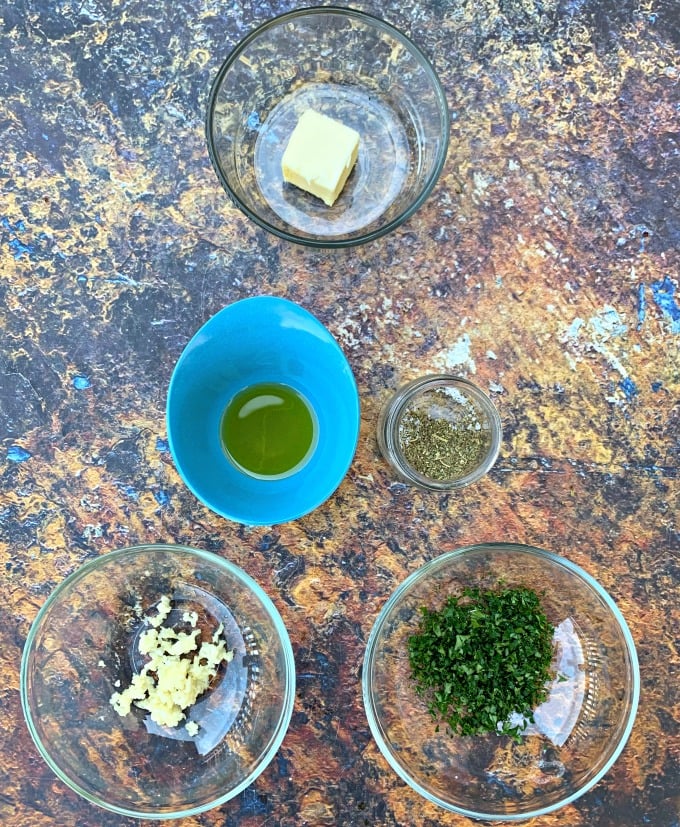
[206,7,449,247]
[362,543,640,821]
[377,375,502,490]
[20,544,296,819]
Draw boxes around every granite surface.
[1,0,679,825]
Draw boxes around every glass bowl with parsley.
[362,543,640,821]
[377,375,502,491]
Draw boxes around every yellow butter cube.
[281,109,360,206]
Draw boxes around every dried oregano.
[398,389,489,480]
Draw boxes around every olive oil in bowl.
[220,383,317,479]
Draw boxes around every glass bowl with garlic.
[20,544,295,819]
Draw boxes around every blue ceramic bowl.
[167,296,360,525]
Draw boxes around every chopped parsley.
[407,585,555,741]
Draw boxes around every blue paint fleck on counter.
[154,490,170,507]
[73,374,91,390]
[8,238,34,259]
[247,110,260,129]
[619,377,638,400]
[651,381,663,392]
[121,484,139,500]
[650,276,680,333]
[2,217,26,233]
[144,79,163,98]
[155,437,169,452]
[8,446,31,463]
[3,215,35,258]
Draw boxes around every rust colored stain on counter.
[1,1,679,826]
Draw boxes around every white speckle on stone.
[591,343,629,377]
[472,171,492,196]
[589,305,628,340]
[435,333,476,375]
[560,305,630,379]
[562,318,584,341]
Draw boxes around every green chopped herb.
[407,585,555,741]
[398,390,489,480]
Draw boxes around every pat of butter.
[281,109,360,206]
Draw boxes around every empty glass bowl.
[362,543,640,821]
[206,7,449,247]
[21,544,296,819]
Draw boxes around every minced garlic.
[110,596,233,729]
[182,610,198,627]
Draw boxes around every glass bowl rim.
[205,5,450,248]
[20,543,297,820]
[361,542,641,821]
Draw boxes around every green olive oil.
[220,383,317,479]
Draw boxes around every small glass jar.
[377,375,502,491]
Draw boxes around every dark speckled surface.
[1,1,679,825]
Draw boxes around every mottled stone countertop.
[1,1,679,825]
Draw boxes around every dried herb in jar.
[398,389,489,480]
[407,585,555,741]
